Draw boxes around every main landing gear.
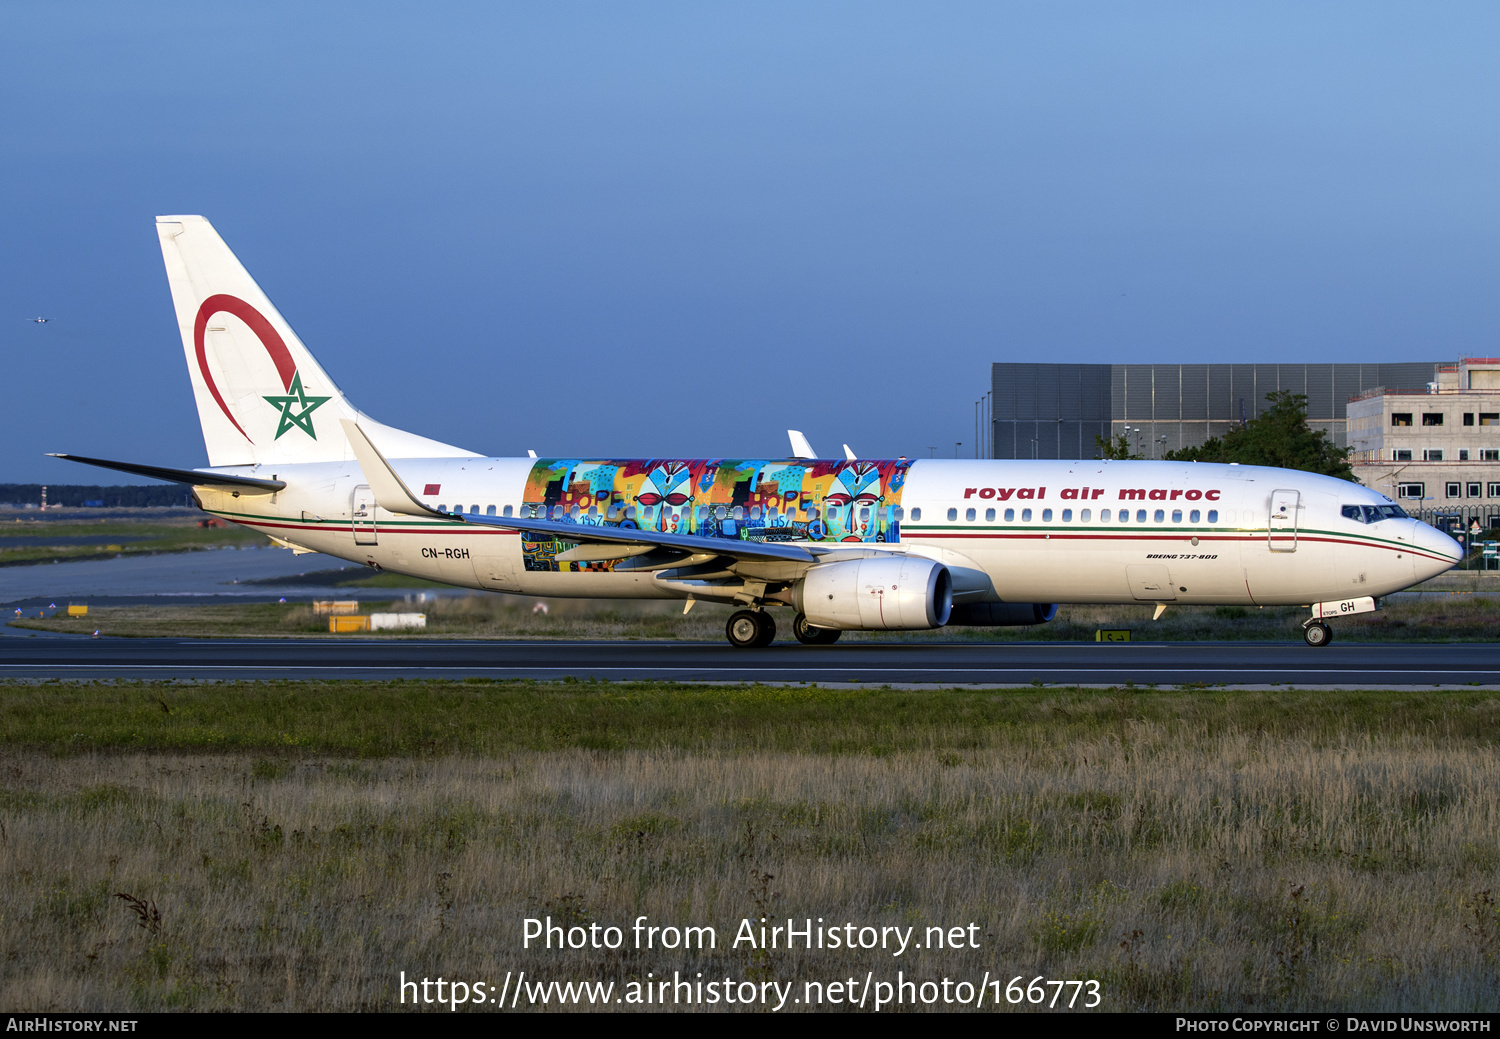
[726,609,776,648]
[724,609,843,648]
[792,613,841,645]
[1302,621,1333,648]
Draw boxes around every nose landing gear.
[1302,620,1333,647]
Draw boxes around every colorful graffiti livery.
[519,457,910,572]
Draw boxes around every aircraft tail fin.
[156,216,473,466]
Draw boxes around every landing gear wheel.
[727,609,776,648]
[1303,621,1332,648]
[792,613,842,645]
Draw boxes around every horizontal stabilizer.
[46,453,286,493]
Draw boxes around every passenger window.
[946,508,957,522]
[965,508,976,521]
[1100,509,1110,522]
[1004,508,1015,521]
[753,506,764,521]
[1119,510,1129,523]
[1021,509,1032,522]
[894,507,904,521]
[625,506,636,520]
[984,508,995,522]
[1062,509,1072,522]
[568,506,580,519]
[1042,509,1052,522]
[1189,509,1200,523]
[1080,509,1091,522]
[552,505,565,520]
[910,507,921,521]
[486,505,496,516]
[1136,510,1147,523]
[503,505,513,518]
[715,506,727,519]
[437,504,446,513]
[1207,510,1219,523]
[1153,509,1165,522]
[1171,509,1182,523]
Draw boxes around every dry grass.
[2,712,1499,1011]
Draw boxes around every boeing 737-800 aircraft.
[53,217,1460,648]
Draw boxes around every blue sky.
[4,3,1499,480]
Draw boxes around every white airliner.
[52,216,1460,648]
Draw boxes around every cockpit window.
[1343,504,1410,523]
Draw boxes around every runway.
[2,635,1498,686]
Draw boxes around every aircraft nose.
[1410,520,1462,580]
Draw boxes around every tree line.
[1096,390,1355,480]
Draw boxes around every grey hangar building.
[985,361,1500,533]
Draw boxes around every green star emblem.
[262,371,331,440]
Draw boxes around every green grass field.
[0,516,268,565]
[0,682,1497,1012]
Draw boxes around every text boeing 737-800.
[51,216,1460,648]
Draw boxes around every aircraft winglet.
[341,420,446,518]
[788,430,817,459]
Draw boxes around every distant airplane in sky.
[29,316,47,324]
[50,216,1461,648]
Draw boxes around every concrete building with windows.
[1348,358,1500,532]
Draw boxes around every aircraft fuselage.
[195,456,1458,609]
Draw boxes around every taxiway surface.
[1,636,1496,686]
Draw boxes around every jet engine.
[945,602,1058,626]
[792,556,953,630]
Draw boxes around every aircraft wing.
[341,419,817,565]
[461,511,817,564]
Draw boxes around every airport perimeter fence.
[1411,505,1499,569]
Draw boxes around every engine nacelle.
[945,602,1058,626]
[793,556,953,630]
